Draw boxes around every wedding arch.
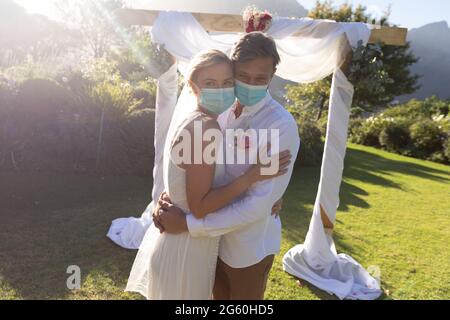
[107,1,407,300]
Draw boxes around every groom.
[153,32,300,300]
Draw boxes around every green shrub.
[433,114,450,136]
[15,78,77,171]
[2,59,59,83]
[16,77,72,110]
[123,109,156,175]
[0,80,18,171]
[132,80,157,111]
[0,79,16,115]
[428,151,447,164]
[379,121,410,152]
[444,138,450,161]
[89,79,140,119]
[81,57,119,83]
[348,117,363,138]
[384,97,449,120]
[348,97,450,164]
[296,117,324,167]
[0,38,164,175]
[349,115,393,147]
[409,120,444,154]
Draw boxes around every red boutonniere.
[235,133,253,150]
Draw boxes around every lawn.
[0,144,449,300]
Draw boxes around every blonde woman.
[125,50,291,300]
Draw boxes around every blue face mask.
[199,87,236,115]
[235,80,268,106]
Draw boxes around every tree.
[286,0,420,121]
[55,0,125,58]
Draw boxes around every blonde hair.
[187,49,232,84]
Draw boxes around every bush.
[444,139,450,161]
[428,151,447,164]
[89,78,141,117]
[0,80,18,171]
[379,121,410,152]
[348,117,363,138]
[0,44,162,175]
[348,97,450,164]
[16,78,73,114]
[123,109,156,175]
[0,79,16,115]
[132,80,157,110]
[296,118,324,167]
[76,77,151,174]
[8,78,75,172]
[383,97,449,120]
[409,120,444,154]
[349,115,393,147]
[2,59,60,83]
[0,73,158,175]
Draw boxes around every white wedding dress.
[125,110,225,300]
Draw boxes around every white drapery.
[107,61,179,249]
[107,11,382,300]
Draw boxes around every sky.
[298,0,450,28]
[14,0,450,29]
[14,0,60,20]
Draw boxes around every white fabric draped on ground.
[282,70,382,300]
[107,11,382,300]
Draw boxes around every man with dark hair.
[231,31,281,65]
[154,32,300,300]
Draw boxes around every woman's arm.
[182,118,291,219]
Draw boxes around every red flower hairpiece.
[243,7,273,33]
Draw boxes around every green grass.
[0,144,449,300]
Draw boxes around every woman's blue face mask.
[235,80,268,106]
[199,87,236,115]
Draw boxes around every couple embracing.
[126,32,300,300]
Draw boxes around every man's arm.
[186,120,300,238]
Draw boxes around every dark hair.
[230,32,280,69]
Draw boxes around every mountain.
[401,21,450,101]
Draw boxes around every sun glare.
[14,0,61,20]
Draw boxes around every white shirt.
[186,93,301,268]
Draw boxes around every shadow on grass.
[0,172,152,299]
[344,148,450,185]
[283,146,450,246]
[0,145,448,299]
[280,146,449,299]
[282,148,450,245]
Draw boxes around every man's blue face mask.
[199,87,236,115]
[235,80,269,106]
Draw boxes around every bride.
[125,49,291,300]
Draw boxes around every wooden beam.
[115,8,159,25]
[115,8,407,46]
[115,8,244,31]
[368,26,408,46]
[192,12,243,33]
